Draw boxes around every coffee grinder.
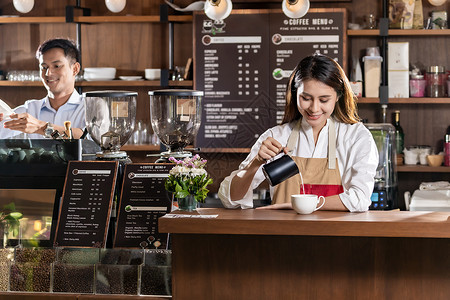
[148,89,203,162]
[83,90,137,246]
[84,90,137,163]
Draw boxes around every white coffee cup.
[145,68,161,80]
[291,194,325,214]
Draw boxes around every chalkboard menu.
[194,9,347,149]
[113,163,172,249]
[54,161,118,248]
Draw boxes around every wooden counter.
[0,293,170,300]
[159,209,450,300]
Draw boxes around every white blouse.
[218,118,379,212]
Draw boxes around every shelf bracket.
[160,69,170,87]
[65,5,91,23]
[160,4,169,23]
[160,3,175,80]
[379,85,389,104]
[379,17,389,37]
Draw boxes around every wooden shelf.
[0,81,42,86]
[77,80,193,87]
[0,15,192,24]
[121,146,251,153]
[0,16,66,23]
[397,165,450,172]
[75,15,192,23]
[0,80,193,87]
[198,148,251,153]
[348,29,450,36]
[348,29,380,36]
[357,97,450,104]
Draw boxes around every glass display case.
[0,139,100,247]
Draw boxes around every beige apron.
[272,119,344,204]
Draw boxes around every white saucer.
[119,76,143,81]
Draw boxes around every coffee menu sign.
[194,9,346,149]
[113,163,172,249]
[54,161,118,248]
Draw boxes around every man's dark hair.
[35,38,80,65]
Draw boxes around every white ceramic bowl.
[83,67,116,81]
[145,69,161,80]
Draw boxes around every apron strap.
[286,118,337,169]
[286,120,301,154]
[328,119,337,169]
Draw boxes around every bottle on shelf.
[392,111,405,165]
[381,104,388,123]
[445,126,450,167]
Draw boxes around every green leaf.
[9,212,22,219]
[3,203,15,212]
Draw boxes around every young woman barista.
[218,54,378,212]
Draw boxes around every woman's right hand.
[256,137,285,162]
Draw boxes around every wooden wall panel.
[81,23,165,72]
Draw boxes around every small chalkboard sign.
[113,163,172,249]
[54,161,118,248]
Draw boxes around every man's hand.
[3,113,47,135]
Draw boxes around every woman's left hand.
[256,203,293,210]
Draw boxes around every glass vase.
[177,195,197,211]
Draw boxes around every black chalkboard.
[194,9,347,149]
[113,163,172,249]
[54,161,118,248]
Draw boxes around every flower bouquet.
[165,154,213,211]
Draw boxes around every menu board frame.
[113,163,173,249]
[193,8,347,150]
[53,161,118,248]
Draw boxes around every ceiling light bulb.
[282,0,310,19]
[204,0,233,21]
[105,0,126,13]
[13,0,34,13]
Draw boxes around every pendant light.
[13,0,34,13]
[204,0,232,21]
[282,0,310,19]
[105,0,126,13]
[164,0,233,21]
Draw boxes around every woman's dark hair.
[282,54,359,125]
[35,38,80,65]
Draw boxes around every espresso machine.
[84,91,137,162]
[148,89,203,162]
[365,123,398,210]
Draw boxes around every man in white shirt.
[0,38,85,139]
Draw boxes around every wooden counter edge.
[158,209,450,239]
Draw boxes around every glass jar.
[409,74,426,97]
[426,66,446,97]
